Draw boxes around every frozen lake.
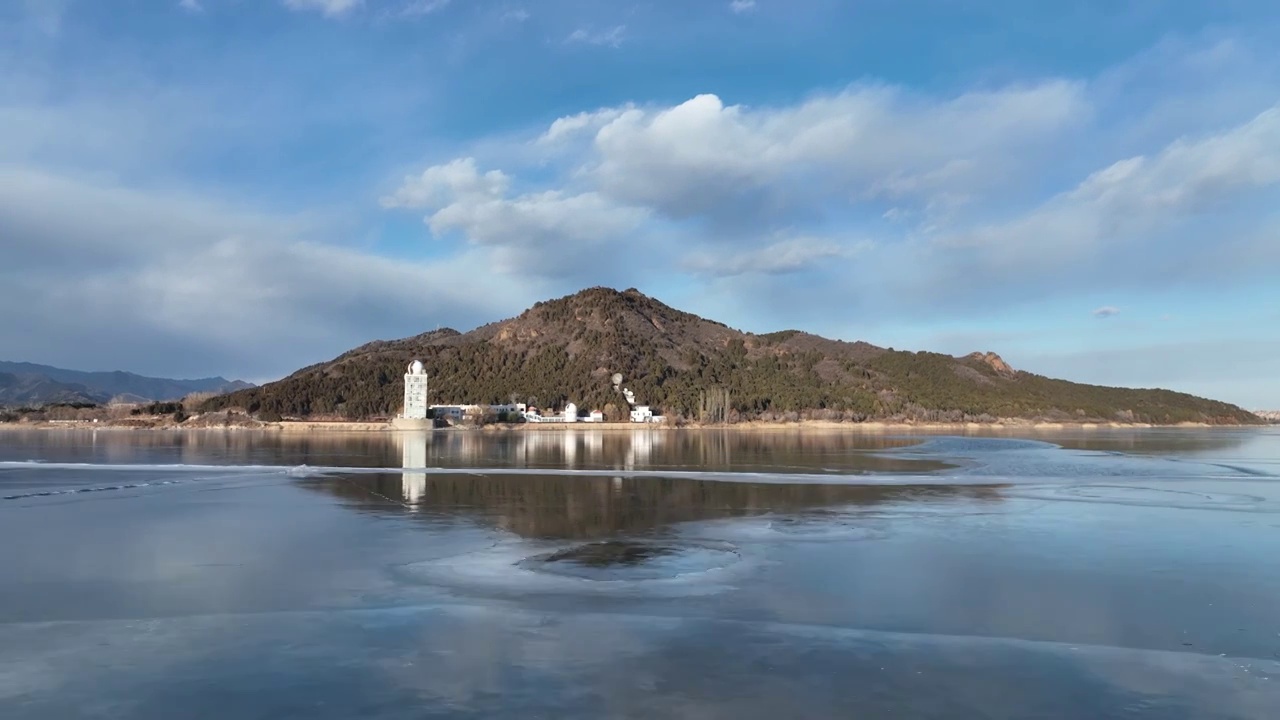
[1,427,1278,718]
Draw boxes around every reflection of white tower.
[403,360,429,420]
[625,430,653,471]
[584,431,603,460]
[401,432,427,506]
[562,432,577,467]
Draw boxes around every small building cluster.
[399,360,665,425]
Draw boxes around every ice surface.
[1,604,1276,720]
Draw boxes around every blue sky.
[1,0,1278,408]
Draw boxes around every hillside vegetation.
[204,287,1259,425]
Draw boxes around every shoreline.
[2,419,1269,433]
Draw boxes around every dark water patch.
[306,472,1006,540]
[521,540,740,581]
[544,540,674,567]
[2,479,186,501]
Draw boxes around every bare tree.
[699,387,731,424]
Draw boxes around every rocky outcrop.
[966,351,1016,377]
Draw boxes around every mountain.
[0,372,105,406]
[0,361,253,406]
[203,287,1260,425]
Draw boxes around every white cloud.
[382,61,1280,314]
[580,83,1086,220]
[947,104,1280,274]
[283,0,363,17]
[500,7,530,22]
[565,25,626,48]
[399,0,450,17]
[381,158,511,210]
[1093,306,1121,319]
[281,0,449,19]
[729,0,756,14]
[8,16,1279,388]
[0,166,528,379]
[178,0,203,12]
[683,237,859,277]
[382,158,650,276]
[536,106,632,146]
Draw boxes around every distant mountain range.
[205,287,1259,425]
[0,361,253,406]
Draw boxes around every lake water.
[1,427,1278,718]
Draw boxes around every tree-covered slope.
[204,287,1259,425]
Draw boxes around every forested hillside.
[204,287,1259,425]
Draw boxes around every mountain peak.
[202,287,1258,426]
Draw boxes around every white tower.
[403,360,429,420]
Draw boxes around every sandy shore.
[4,418,1254,433]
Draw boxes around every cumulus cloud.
[1093,306,1121,319]
[578,84,1085,222]
[377,42,1280,355]
[382,63,1280,328]
[385,81,1089,292]
[382,158,650,276]
[381,158,511,209]
[943,104,1280,279]
[536,106,632,146]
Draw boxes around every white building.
[430,405,468,422]
[629,405,665,424]
[426,403,528,424]
[402,360,429,419]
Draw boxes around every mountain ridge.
[203,287,1259,425]
[0,361,254,406]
